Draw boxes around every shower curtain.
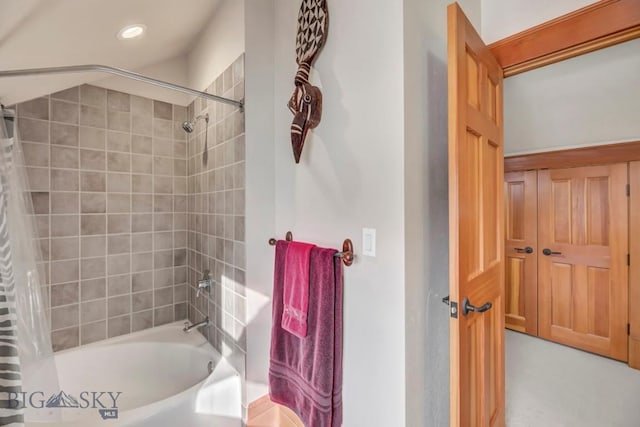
[0,113,24,426]
[0,111,59,425]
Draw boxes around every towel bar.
[268,231,354,267]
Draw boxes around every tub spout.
[183,317,209,333]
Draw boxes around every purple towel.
[282,241,316,337]
[269,240,343,427]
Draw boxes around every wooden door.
[538,164,628,361]
[630,162,640,368]
[448,3,505,426]
[504,171,538,335]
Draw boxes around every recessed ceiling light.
[117,24,146,40]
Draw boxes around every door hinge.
[627,184,630,197]
[628,323,631,336]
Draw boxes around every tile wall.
[18,84,189,350]
[186,54,246,374]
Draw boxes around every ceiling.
[0,0,221,105]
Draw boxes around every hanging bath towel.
[269,240,343,427]
[281,241,315,338]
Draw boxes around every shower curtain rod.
[0,64,244,110]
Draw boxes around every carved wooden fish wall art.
[288,0,329,164]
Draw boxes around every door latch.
[442,296,458,318]
[514,246,534,254]
[542,248,562,256]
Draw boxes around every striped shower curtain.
[0,137,24,426]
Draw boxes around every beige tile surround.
[186,55,246,377]
[18,84,189,351]
[15,52,248,423]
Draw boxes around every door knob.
[514,247,533,254]
[542,248,562,256]
[462,297,493,316]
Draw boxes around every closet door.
[504,171,537,335]
[538,164,628,361]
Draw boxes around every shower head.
[181,121,195,133]
[182,113,209,133]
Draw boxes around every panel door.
[448,3,505,426]
[538,164,628,361]
[504,171,537,335]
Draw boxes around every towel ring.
[268,231,354,267]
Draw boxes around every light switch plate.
[362,228,376,257]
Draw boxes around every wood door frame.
[505,140,640,172]
[489,0,640,77]
[629,163,640,368]
[492,1,640,370]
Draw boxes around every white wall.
[504,38,640,155]
[246,0,408,425]
[244,0,276,406]
[100,0,245,107]
[92,55,191,105]
[245,1,638,425]
[3,0,241,106]
[481,1,640,155]
[482,0,594,43]
[403,1,479,425]
[273,1,407,423]
[188,0,245,92]
[0,0,222,106]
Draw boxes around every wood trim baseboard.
[247,394,274,420]
[489,0,640,77]
[247,394,305,427]
[504,141,640,172]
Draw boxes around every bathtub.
[22,322,242,427]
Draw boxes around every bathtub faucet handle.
[196,269,212,298]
